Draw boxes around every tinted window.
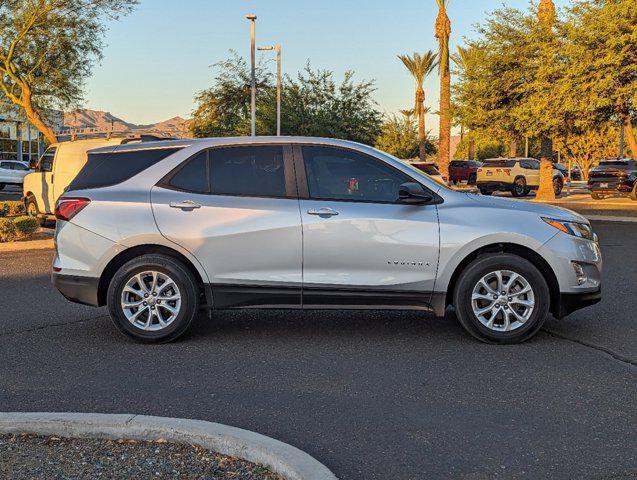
[38,147,56,172]
[209,146,286,197]
[0,162,10,170]
[484,159,516,168]
[168,151,209,193]
[303,146,410,203]
[68,147,182,191]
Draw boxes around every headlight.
[542,217,595,241]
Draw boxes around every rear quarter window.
[68,147,183,191]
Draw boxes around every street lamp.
[258,44,281,136]
[245,14,257,137]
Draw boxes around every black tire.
[0,183,5,191]
[511,177,527,197]
[453,253,550,344]
[468,173,477,185]
[107,254,200,343]
[479,188,492,196]
[553,177,563,196]
[26,195,46,226]
[629,184,637,201]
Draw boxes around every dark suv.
[449,160,483,185]
[588,159,637,200]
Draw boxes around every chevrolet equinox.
[52,137,602,344]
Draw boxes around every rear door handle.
[169,200,201,211]
[307,207,339,217]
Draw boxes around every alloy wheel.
[120,271,181,331]
[471,270,535,332]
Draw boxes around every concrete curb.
[584,215,637,223]
[0,412,337,480]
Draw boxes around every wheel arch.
[443,242,560,316]
[97,244,207,307]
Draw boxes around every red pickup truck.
[449,160,483,185]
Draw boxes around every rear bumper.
[476,181,514,191]
[52,273,100,307]
[588,180,633,193]
[553,288,602,319]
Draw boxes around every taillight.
[55,197,90,221]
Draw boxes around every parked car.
[588,159,637,200]
[52,137,601,345]
[449,160,483,185]
[477,158,564,197]
[0,160,31,190]
[407,161,446,185]
[553,162,581,181]
[23,136,170,222]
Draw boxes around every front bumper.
[553,288,602,319]
[52,273,100,307]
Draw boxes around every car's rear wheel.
[453,253,550,344]
[479,188,492,196]
[468,173,477,185]
[107,254,200,343]
[26,195,46,226]
[511,177,527,197]
[553,177,563,196]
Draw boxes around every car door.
[0,162,12,184]
[152,144,303,308]
[295,145,440,309]
[524,159,541,186]
[36,147,57,213]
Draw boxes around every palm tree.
[398,51,437,162]
[535,0,557,201]
[451,46,475,160]
[399,109,415,129]
[435,0,452,181]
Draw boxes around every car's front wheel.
[107,254,200,343]
[479,188,492,196]
[553,177,564,196]
[453,253,550,344]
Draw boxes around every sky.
[84,0,570,134]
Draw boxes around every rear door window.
[209,146,287,197]
[69,146,183,191]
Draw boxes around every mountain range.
[63,109,191,138]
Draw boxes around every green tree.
[435,0,452,180]
[554,125,620,181]
[0,0,138,144]
[561,0,637,157]
[397,51,437,162]
[192,55,383,145]
[375,114,436,160]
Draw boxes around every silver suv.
[52,137,602,344]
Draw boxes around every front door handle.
[307,207,339,217]
[169,200,201,211]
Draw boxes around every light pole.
[245,14,257,137]
[258,44,281,136]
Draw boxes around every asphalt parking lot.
[1,220,636,480]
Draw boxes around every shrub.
[13,216,39,237]
[0,218,17,242]
[0,201,25,217]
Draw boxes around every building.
[0,102,63,165]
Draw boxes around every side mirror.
[398,182,434,204]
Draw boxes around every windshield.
[483,159,516,168]
[595,160,631,169]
